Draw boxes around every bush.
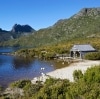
[34,78,70,99]
[83,66,100,83]
[73,70,83,81]
[84,52,100,60]
[10,80,31,89]
[24,82,43,97]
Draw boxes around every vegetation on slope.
[13,37,100,59]
[0,8,100,47]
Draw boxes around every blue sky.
[0,0,100,30]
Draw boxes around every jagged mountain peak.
[11,24,35,33]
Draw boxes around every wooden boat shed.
[70,44,97,59]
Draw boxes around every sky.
[0,0,100,31]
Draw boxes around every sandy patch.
[47,60,100,82]
[31,60,100,83]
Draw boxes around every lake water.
[0,47,68,88]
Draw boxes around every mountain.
[0,24,35,42]
[11,24,35,33]
[1,7,100,47]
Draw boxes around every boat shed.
[70,44,97,59]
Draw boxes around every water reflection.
[13,57,33,69]
[0,56,4,66]
[0,54,55,87]
[0,47,69,88]
[0,55,13,67]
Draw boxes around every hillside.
[0,7,100,47]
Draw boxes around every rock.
[3,87,24,96]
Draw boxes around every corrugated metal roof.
[70,44,96,51]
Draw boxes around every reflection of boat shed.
[70,44,96,59]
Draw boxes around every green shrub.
[73,70,83,81]
[84,52,100,60]
[10,80,31,89]
[24,82,43,97]
[83,66,100,83]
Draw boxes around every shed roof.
[70,44,96,52]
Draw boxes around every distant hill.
[0,28,8,33]
[0,7,100,47]
[0,24,35,42]
[0,28,13,41]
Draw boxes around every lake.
[0,47,68,88]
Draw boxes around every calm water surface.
[0,47,68,88]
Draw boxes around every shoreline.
[31,60,100,83]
